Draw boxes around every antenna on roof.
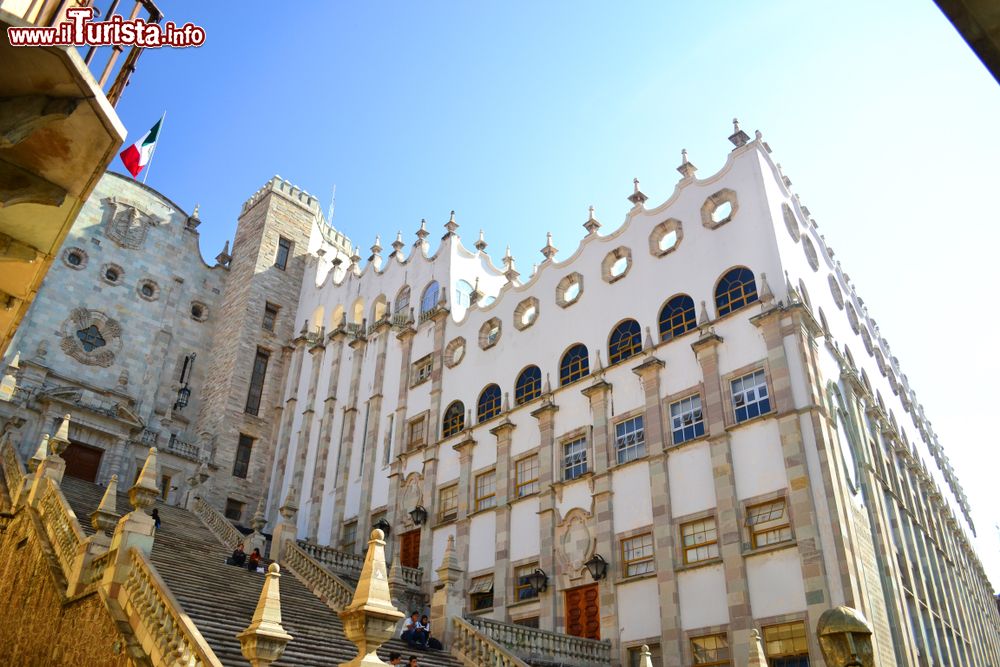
[326,184,337,223]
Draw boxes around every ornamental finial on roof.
[729,117,750,148]
[390,231,405,257]
[627,177,648,207]
[370,235,382,256]
[415,219,429,244]
[677,148,697,179]
[776,163,791,187]
[541,232,557,261]
[443,210,459,238]
[475,229,488,252]
[583,205,601,235]
[192,203,200,218]
[503,245,519,283]
[350,245,361,264]
[759,272,774,305]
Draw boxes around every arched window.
[395,286,411,314]
[455,280,474,307]
[715,267,758,317]
[658,294,696,341]
[608,319,642,365]
[420,281,440,314]
[477,384,502,422]
[442,401,465,437]
[559,344,590,386]
[515,365,542,405]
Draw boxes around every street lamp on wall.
[409,505,428,526]
[584,554,608,581]
[527,568,548,593]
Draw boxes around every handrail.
[0,437,25,499]
[282,541,354,612]
[297,540,423,589]
[451,616,532,667]
[192,496,243,550]
[464,615,612,666]
[121,547,223,666]
[36,476,86,576]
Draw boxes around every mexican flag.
[119,116,163,178]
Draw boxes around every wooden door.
[63,441,103,482]
[565,583,600,640]
[399,528,421,569]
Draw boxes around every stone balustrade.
[165,434,200,461]
[452,616,532,667]
[80,549,114,588]
[1,437,24,500]
[121,547,223,666]
[464,615,612,667]
[281,541,354,611]
[193,496,243,549]
[297,540,423,589]
[36,476,85,576]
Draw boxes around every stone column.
[451,431,475,585]
[356,320,392,543]
[530,397,559,632]
[426,306,450,441]
[430,534,465,649]
[267,339,306,522]
[386,322,416,536]
[291,338,327,516]
[330,336,368,548]
[489,407,515,615]
[307,331,346,540]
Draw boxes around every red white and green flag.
[119,115,163,178]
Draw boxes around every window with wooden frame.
[469,575,494,611]
[658,294,697,341]
[562,437,588,481]
[515,455,539,497]
[341,521,357,552]
[714,266,758,317]
[475,470,496,511]
[608,318,642,365]
[262,302,280,332]
[514,563,540,601]
[159,474,172,500]
[746,498,792,549]
[411,355,433,386]
[442,401,465,438]
[691,633,730,666]
[477,383,502,422]
[407,415,426,451]
[670,394,705,445]
[627,644,663,667]
[621,532,654,577]
[559,343,590,386]
[730,369,771,423]
[438,484,458,523]
[614,415,646,464]
[681,517,719,564]
[762,621,808,665]
[515,365,542,405]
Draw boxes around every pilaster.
[290,339,326,515]
[356,321,392,543]
[307,332,345,540]
[489,413,515,613]
[330,336,367,548]
[530,398,558,632]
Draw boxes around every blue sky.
[112,1,1000,585]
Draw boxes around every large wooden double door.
[63,441,103,482]
[565,583,600,640]
[399,528,421,569]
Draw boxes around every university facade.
[1,124,998,666]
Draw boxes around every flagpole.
[141,110,166,184]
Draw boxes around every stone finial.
[759,272,774,305]
[543,373,551,395]
[442,210,459,239]
[747,629,768,667]
[777,163,792,187]
[627,178,648,207]
[729,117,750,148]
[369,235,382,258]
[414,219,429,245]
[644,326,655,352]
[677,149,697,178]
[50,413,71,456]
[350,246,362,266]
[698,300,711,328]
[540,232,558,261]
[28,433,49,472]
[251,497,267,533]
[390,231,405,257]
[216,240,232,267]
[91,474,119,535]
[237,563,293,667]
[503,392,511,412]
[279,486,299,520]
[594,349,604,373]
[437,534,460,576]
[638,644,655,667]
[784,270,800,303]
[338,529,404,666]
[474,229,487,252]
[129,447,160,512]
[7,350,19,370]
[583,205,601,235]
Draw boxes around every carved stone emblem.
[557,510,594,578]
[59,307,123,367]
[103,196,159,249]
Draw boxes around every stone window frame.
[513,296,539,331]
[846,302,860,334]
[262,302,281,332]
[617,525,655,580]
[722,362,774,429]
[648,218,684,258]
[469,571,495,612]
[190,301,209,322]
[511,558,542,603]
[781,203,801,242]
[479,317,502,350]
[601,246,633,284]
[224,498,245,522]
[625,641,664,667]
[100,262,125,286]
[665,384,707,448]
[828,274,844,309]
[740,488,795,553]
[410,354,433,388]
[60,307,123,367]
[445,336,466,368]
[137,278,160,302]
[341,520,358,552]
[473,467,497,513]
[555,272,584,309]
[700,188,739,230]
[559,427,591,482]
[678,511,721,567]
[611,407,647,466]
[514,452,540,498]
[406,411,429,452]
[759,617,810,664]
[802,235,820,271]
[62,246,88,270]
[683,626,732,667]
[437,483,459,524]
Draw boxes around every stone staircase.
[60,477,463,667]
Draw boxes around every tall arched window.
[714,267,758,317]
[515,365,542,405]
[659,294,696,341]
[560,344,590,386]
[477,384,502,422]
[608,319,642,365]
[420,281,440,314]
[455,280,474,307]
[395,286,411,314]
[442,401,465,437]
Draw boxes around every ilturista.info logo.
[7,7,205,48]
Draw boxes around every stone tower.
[195,177,325,519]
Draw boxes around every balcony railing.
[296,540,423,589]
[463,615,612,667]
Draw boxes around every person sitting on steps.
[408,656,419,667]
[227,543,246,567]
[247,547,263,572]
[400,611,426,647]
[387,652,402,665]
[419,615,441,650]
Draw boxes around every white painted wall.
[616,578,662,641]
[746,547,808,618]
[677,564,729,630]
[669,442,716,518]
[509,498,540,561]
[468,512,497,572]
[612,463,653,532]
[730,420,788,501]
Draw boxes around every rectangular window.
[621,532,655,577]
[159,474,171,500]
[224,498,244,522]
[691,634,730,666]
[407,416,426,451]
[342,521,357,552]
[563,437,588,481]
[233,434,254,479]
[275,236,292,270]
[731,370,771,423]
[469,575,494,611]
[262,302,280,332]
[615,415,646,464]
[514,563,540,601]
[681,517,720,564]
[475,470,496,511]
[670,394,705,445]
[438,484,458,523]
[412,355,433,386]
[627,644,663,667]
[244,347,270,415]
[515,455,540,497]
[746,498,792,549]
[762,621,809,666]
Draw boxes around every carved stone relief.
[102,196,161,249]
[59,307,123,367]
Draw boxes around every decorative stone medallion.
[102,196,160,249]
[59,307,123,367]
[557,509,594,579]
